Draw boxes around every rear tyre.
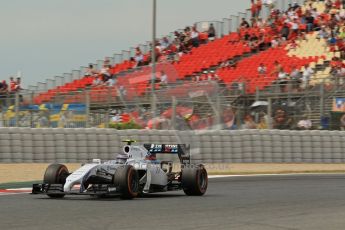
[113,165,139,199]
[43,164,69,198]
[181,165,208,196]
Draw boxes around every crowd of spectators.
[84,63,117,87]
[27,0,345,99]
[77,0,345,94]
[115,23,217,71]
[0,77,22,106]
[228,0,345,92]
[83,22,218,88]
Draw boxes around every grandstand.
[1,0,345,130]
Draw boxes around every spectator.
[317,26,330,40]
[310,8,319,20]
[0,80,8,106]
[92,76,102,86]
[242,114,257,129]
[105,76,115,87]
[258,63,267,76]
[305,12,315,32]
[160,37,170,50]
[301,64,314,90]
[273,108,292,129]
[249,33,259,52]
[85,64,98,76]
[270,61,283,77]
[99,64,112,82]
[277,68,289,92]
[290,66,302,91]
[281,23,290,40]
[297,115,312,130]
[208,23,216,41]
[118,85,127,96]
[251,0,258,18]
[340,113,345,130]
[9,77,16,92]
[240,18,250,29]
[292,1,300,10]
[134,47,144,66]
[183,27,192,48]
[159,70,168,87]
[110,111,122,123]
[339,26,345,40]
[271,36,280,48]
[325,0,333,13]
[257,114,268,129]
[243,31,251,42]
[190,26,200,47]
[331,65,345,86]
[289,39,299,50]
[14,77,22,92]
[263,0,275,10]
[257,32,267,50]
[290,18,299,37]
[256,0,263,18]
[0,80,8,93]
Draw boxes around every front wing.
[32,184,118,196]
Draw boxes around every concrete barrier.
[0,128,344,163]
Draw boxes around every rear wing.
[143,144,191,164]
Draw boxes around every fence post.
[236,106,242,129]
[255,86,260,101]
[15,91,20,127]
[171,96,177,130]
[85,89,90,128]
[0,108,4,127]
[287,80,292,105]
[105,87,112,129]
[231,15,239,31]
[30,90,35,108]
[229,18,233,32]
[215,92,221,130]
[267,97,273,129]
[320,81,325,119]
[222,18,231,35]
[105,110,110,129]
[151,93,157,129]
[220,21,224,37]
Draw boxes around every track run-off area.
[1,174,345,230]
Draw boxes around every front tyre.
[113,165,139,199]
[181,165,208,196]
[43,164,69,198]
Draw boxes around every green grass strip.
[0,181,41,189]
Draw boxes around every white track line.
[0,192,30,196]
[1,173,343,196]
[5,188,32,191]
[209,173,345,178]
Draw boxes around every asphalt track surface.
[1,174,345,230]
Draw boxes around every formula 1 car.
[32,140,208,199]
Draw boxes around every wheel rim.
[57,167,68,184]
[198,169,207,192]
[128,169,138,194]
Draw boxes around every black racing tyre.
[43,164,69,198]
[113,165,139,199]
[181,165,208,196]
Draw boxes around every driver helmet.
[116,153,129,164]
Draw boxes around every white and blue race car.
[32,140,208,199]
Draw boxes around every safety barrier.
[0,128,344,163]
